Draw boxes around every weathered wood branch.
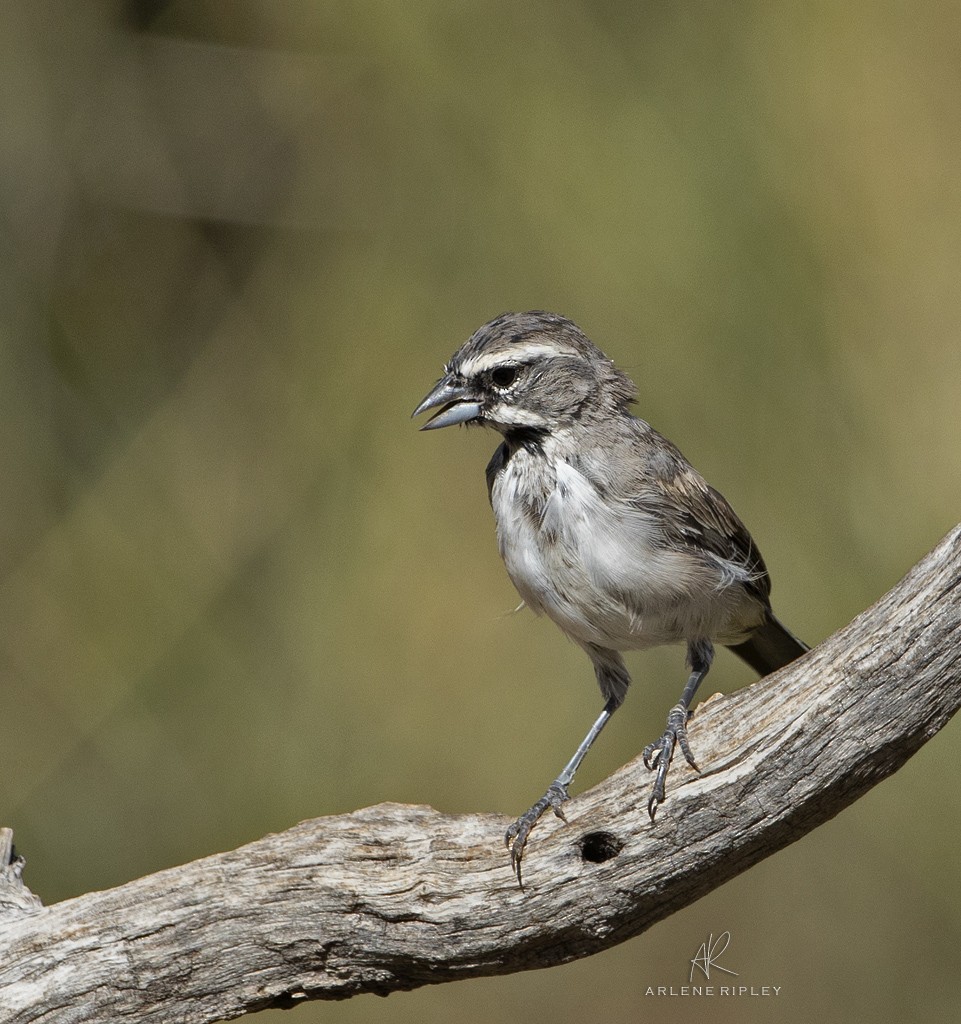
[0,831,41,920]
[2,526,960,1023]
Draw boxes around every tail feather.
[727,612,809,676]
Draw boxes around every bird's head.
[412,311,636,436]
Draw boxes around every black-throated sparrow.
[413,311,808,881]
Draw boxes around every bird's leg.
[643,639,714,819]
[505,695,620,885]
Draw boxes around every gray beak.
[412,376,483,430]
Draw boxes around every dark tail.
[727,612,809,676]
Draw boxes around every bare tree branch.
[0,831,41,920]
[2,526,960,1023]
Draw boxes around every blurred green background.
[2,1,960,1020]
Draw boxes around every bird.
[412,311,808,882]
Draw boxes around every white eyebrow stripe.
[459,344,577,375]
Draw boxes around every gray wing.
[597,421,772,604]
[655,464,772,603]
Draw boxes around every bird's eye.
[490,365,519,389]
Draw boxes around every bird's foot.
[642,702,699,820]
[505,781,569,885]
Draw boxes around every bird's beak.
[412,376,483,430]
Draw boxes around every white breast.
[491,451,749,650]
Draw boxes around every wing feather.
[581,420,772,604]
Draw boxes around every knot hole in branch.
[579,831,623,864]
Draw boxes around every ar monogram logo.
[690,931,738,983]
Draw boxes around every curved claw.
[644,703,699,821]
[505,782,569,886]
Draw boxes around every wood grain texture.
[1,526,959,1023]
